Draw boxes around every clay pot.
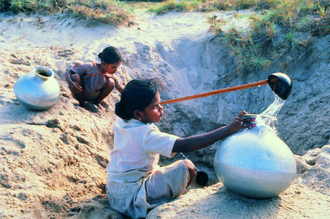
[14,66,60,110]
[214,114,296,199]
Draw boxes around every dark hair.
[115,79,163,120]
[98,46,122,64]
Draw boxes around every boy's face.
[104,61,121,74]
[140,92,163,124]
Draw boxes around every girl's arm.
[172,111,251,152]
[65,69,75,86]
[65,70,82,94]
[65,63,87,93]
[112,75,124,93]
[65,70,72,83]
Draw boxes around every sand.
[0,9,330,219]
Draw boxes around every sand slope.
[0,10,329,219]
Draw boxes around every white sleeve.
[143,126,179,158]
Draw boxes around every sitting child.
[65,46,124,111]
[106,79,253,218]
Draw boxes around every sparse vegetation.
[147,0,279,14]
[0,0,329,72]
[147,0,329,72]
[0,0,134,26]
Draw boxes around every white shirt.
[106,118,178,198]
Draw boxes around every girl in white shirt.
[106,79,253,218]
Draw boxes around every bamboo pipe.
[160,79,269,105]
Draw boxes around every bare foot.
[94,102,107,111]
[79,103,93,112]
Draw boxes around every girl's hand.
[69,82,82,94]
[225,111,253,135]
[103,73,114,79]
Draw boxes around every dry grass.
[0,0,134,26]
[147,0,280,14]
[147,0,330,73]
[125,1,161,10]
[1,0,329,72]
[204,0,330,73]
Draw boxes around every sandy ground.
[0,9,330,219]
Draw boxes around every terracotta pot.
[214,114,296,199]
[14,66,60,110]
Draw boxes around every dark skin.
[172,111,250,153]
[172,111,253,186]
[65,61,124,111]
[134,92,254,187]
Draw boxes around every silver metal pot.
[14,66,60,110]
[214,114,296,199]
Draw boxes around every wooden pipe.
[160,79,268,105]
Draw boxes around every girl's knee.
[106,78,115,87]
[104,78,115,91]
[182,159,197,178]
[71,74,81,83]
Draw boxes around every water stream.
[252,95,285,135]
[260,95,285,118]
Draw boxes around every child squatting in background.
[65,46,124,111]
[106,79,253,218]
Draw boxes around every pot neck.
[247,115,277,134]
[33,67,53,81]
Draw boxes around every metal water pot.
[14,66,60,110]
[214,114,296,199]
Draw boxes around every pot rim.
[33,66,54,79]
[242,114,275,124]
